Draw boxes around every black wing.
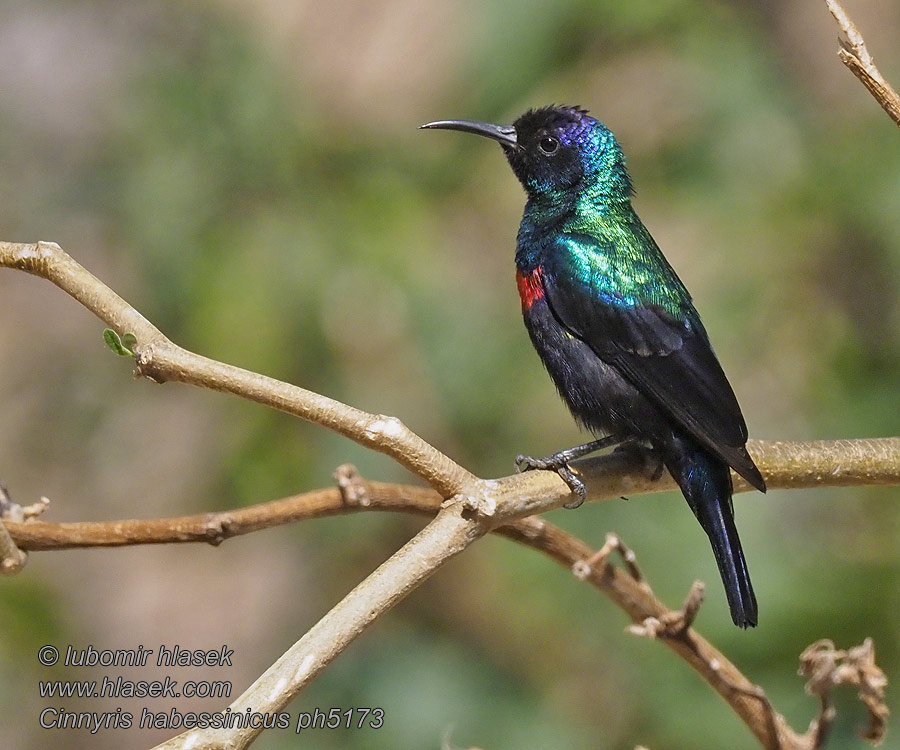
[540,237,765,492]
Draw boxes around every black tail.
[662,438,757,628]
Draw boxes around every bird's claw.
[515,453,543,472]
[515,452,586,508]
[557,465,587,508]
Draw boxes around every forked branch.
[3,471,891,749]
[2,240,897,750]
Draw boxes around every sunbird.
[422,106,766,627]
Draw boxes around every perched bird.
[422,106,766,627]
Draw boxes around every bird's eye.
[538,136,559,155]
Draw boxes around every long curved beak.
[420,119,517,149]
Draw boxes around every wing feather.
[540,235,765,491]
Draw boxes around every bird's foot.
[515,436,621,509]
[515,452,587,508]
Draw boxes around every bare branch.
[500,518,801,750]
[4,240,898,750]
[3,482,438,550]
[5,437,900,552]
[3,469,890,750]
[0,241,476,499]
[149,500,486,750]
[825,0,900,127]
[0,239,569,749]
[738,437,900,492]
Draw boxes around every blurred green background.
[1,1,899,748]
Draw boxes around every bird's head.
[422,105,631,201]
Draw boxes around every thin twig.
[499,518,805,750]
[4,483,436,550]
[825,0,900,127]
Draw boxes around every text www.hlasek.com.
[39,706,385,734]
[39,675,230,699]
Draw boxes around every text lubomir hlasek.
[62,644,234,668]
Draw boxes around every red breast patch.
[516,266,545,311]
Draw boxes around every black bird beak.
[420,119,517,149]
